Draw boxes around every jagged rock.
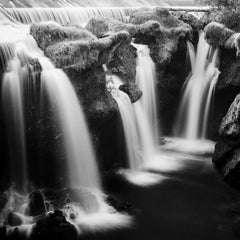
[25,190,47,217]
[119,83,142,103]
[7,212,23,227]
[213,94,240,189]
[30,210,78,240]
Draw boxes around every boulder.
[25,190,47,217]
[7,212,23,227]
[213,94,240,189]
[30,210,78,240]
[119,83,142,103]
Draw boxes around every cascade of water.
[40,58,102,193]
[1,54,27,191]
[1,26,102,212]
[133,43,159,147]
[175,32,220,140]
[109,77,141,170]
[3,7,132,25]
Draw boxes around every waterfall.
[110,87,141,170]
[1,7,132,25]
[1,52,27,191]
[1,25,102,211]
[40,58,101,193]
[133,43,159,147]
[175,32,220,140]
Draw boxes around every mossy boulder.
[129,8,192,69]
[119,83,142,103]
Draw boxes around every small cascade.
[1,49,27,191]
[175,32,220,140]
[133,43,160,148]
[108,76,141,170]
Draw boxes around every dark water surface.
[85,155,239,240]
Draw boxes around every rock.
[30,210,78,240]
[204,22,240,55]
[119,83,142,103]
[213,94,240,189]
[7,212,23,227]
[105,195,132,214]
[25,190,47,217]
[129,8,192,69]
[0,226,6,239]
[173,12,205,33]
[31,23,131,71]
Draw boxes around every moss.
[204,22,234,47]
[30,23,96,50]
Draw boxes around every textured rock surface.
[119,83,142,103]
[130,8,192,69]
[213,94,240,189]
[30,210,78,240]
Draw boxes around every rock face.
[213,94,240,189]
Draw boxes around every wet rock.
[213,94,240,189]
[7,212,23,227]
[105,195,132,214]
[26,190,47,217]
[119,83,142,103]
[30,210,78,240]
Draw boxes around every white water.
[2,7,131,25]
[0,25,103,210]
[40,59,102,193]
[0,0,197,8]
[175,32,220,140]
[1,52,27,191]
[111,87,141,170]
[133,43,160,147]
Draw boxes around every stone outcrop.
[213,94,240,189]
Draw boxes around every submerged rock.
[7,212,23,227]
[30,210,78,240]
[213,94,240,189]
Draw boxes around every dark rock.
[105,195,132,214]
[213,94,240,189]
[30,210,78,240]
[25,190,47,217]
[130,8,192,69]
[0,226,6,239]
[119,83,142,103]
[7,212,23,227]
